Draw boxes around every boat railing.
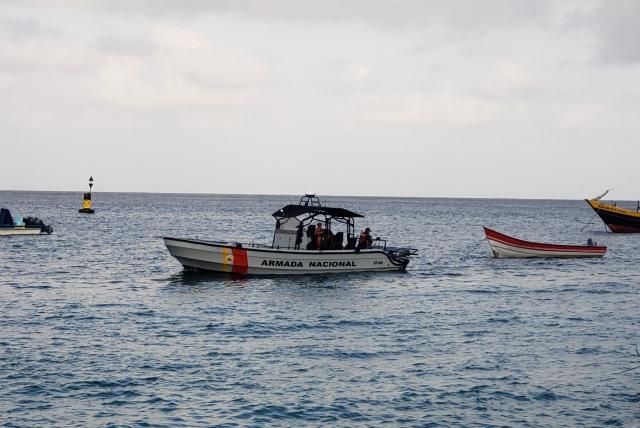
[243,242,272,249]
[371,239,418,257]
[212,239,417,255]
[371,238,388,250]
[201,240,272,249]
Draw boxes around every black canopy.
[273,205,363,219]
[0,208,14,226]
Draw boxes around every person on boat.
[358,228,373,250]
[295,223,304,249]
[314,223,324,250]
[325,229,335,250]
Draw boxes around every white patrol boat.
[0,207,53,236]
[163,194,417,275]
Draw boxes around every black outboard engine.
[385,247,418,271]
[23,216,53,234]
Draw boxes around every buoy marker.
[78,176,95,214]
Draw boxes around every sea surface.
[1,191,639,427]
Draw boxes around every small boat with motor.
[0,207,53,236]
[483,227,606,258]
[164,194,417,275]
[585,190,640,233]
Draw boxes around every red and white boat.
[483,227,607,258]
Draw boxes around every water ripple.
[1,193,639,427]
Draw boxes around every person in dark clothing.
[314,223,324,250]
[325,229,335,250]
[295,223,304,249]
[358,227,373,250]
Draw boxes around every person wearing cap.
[358,227,373,250]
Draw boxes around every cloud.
[345,91,507,127]
[89,0,556,30]
[91,25,269,107]
[1,1,639,198]
[91,32,156,57]
[0,38,97,74]
[590,0,640,64]
[0,16,59,40]
[346,63,370,81]
[6,0,561,33]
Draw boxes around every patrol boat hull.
[163,237,409,275]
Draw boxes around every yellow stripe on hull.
[587,199,640,218]
[221,247,233,273]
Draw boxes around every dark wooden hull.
[585,199,640,233]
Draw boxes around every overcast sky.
[1,1,639,199]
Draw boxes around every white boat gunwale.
[0,226,50,236]
[163,236,408,267]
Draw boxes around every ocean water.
[1,191,639,427]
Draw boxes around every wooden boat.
[164,194,417,275]
[483,227,606,258]
[585,190,640,233]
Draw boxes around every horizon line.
[0,188,625,202]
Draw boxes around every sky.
[1,0,640,199]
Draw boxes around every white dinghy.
[164,194,417,275]
[483,227,607,258]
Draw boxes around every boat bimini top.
[270,194,364,251]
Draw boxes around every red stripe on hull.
[607,224,640,233]
[231,248,249,274]
[483,227,606,254]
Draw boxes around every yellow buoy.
[79,176,95,214]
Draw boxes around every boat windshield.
[276,217,301,231]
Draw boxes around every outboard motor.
[385,247,417,271]
[23,216,53,234]
[391,251,411,270]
